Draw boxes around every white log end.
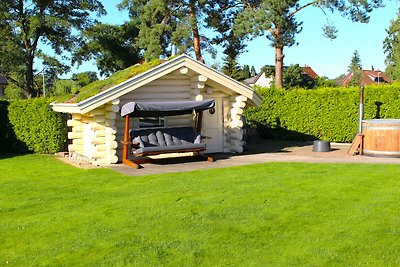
[230,120,244,128]
[68,131,83,139]
[67,119,82,127]
[231,107,243,115]
[179,67,189,75]
[191,75,207,82]
[111,98,120,105]
[106,119,115,127]
[68,144,83,152]
[230,145,244,153]
[230,114,241,121]
[232,101,246,108]
[105,112,117,120]
[235,95,248,102]
[90,122,105,131]
[72,114,82,120]
[72,139,84,145]
[92,137,106,145]
[195,94,204,101]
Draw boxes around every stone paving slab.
[105,143,400,176]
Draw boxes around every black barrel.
[313,140,331,152]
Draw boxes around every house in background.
[0,75,7,98]
[342,69,390,86]
[243,65,318,88]
[52,54,262,165]
[302,66,318,79]
[243,72,273,88]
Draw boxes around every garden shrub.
[245,83,400,142]
[7,98,67,154]
[0,100,28,153]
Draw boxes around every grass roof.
[58,59,164,104]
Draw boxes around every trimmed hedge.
[7,98,67,154]
[245,84,400,142]
[0,100,28,153]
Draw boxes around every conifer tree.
[234,0,383,88]
[384,11,400,81]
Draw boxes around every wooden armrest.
[120,140,132,145]
[202,135,212,139]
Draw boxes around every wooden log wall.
[67,99,119,165]
[220,95,247,153]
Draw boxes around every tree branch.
[289,1,319,17]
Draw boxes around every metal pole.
[358,86,364,133]
[377,72,381,85]
[42,70,46,97]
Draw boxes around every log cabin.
[51,54,262,165]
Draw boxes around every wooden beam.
[122,158,140,169]
[196,110,203,133]
[347,133,364,156]
[122,115,130,162]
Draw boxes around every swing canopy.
[120,99,215,117]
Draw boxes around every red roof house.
[342,70,390,86]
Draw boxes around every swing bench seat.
[130,127,207,157]
[120,99,215,168]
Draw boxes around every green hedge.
[7,98,68,154]
[0,100,28,153]
[245,84,400,142]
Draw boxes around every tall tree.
[119,0,217,62]
[222,58,244,80]
[384,11,400,81]
[348,50,363,86]
[0,0,105,98]
[243,65,250,79]
[250,66,257,77]
[348,50,362,72]
[72,72,98,87]
[234,0,383,88]
[207,0,248,75]
[74,21,141,76]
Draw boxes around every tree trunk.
[275,46,284,88]
[25,53,35,98]
[189,0,204,63]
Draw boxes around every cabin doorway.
[203,97,224,153]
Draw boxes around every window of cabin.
[136,116,166,129]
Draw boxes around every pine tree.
[243,65,250,79]
[234,0,383,88]
[250,66,257,77]
[384,11,400,81]
[119,0,217,62]
[348,50,363,86]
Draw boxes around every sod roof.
[59,59,163,104]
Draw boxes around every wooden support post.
[122,115,140,169]
[196,110,203,133]
[122,115,130,160]
[347,133,364,156]
[195,152,215,162]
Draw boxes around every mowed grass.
[1,154,400,266]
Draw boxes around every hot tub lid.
[363,119,400,124]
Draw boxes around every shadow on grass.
[0,152,31,160]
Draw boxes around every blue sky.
[63,1,400,79]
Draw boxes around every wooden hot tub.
[362,119,400,157]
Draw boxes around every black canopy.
[120,99,215,117]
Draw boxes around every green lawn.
[1,154,400,266]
